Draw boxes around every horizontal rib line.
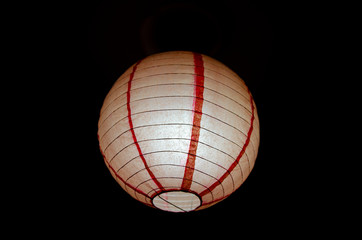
[101,73,249,115]
[99,94,251,132]
[126,163,225,198]
[143,183,214,202]
[109,137,242,188]
[136,63,243,87]
[101,110,257,158]
[142,177,214,201]
[102,122,239,153]
[146,185,213,200]
[115,149,235,180]
[105,126,250,187]
[103,122,254,168]
[101,108,249,143]
[101,105,251,141]
[101,79,249,118]
[113,137,238,166]
[105,63,246,100]
[137,54,240,78]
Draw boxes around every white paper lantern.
[98,51,260,212]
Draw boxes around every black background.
[37,0,326,233]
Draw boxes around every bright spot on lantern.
[98,51,260,212]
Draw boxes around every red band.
[97,133,149,198]
[199,88,255,197]
[181,53,205,190]
[127,61,165,193]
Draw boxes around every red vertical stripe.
[127,61,165,192]
[199,88,255,197]
[181,53,205,190]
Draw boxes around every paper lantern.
[98,51,260,212]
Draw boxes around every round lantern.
[98,51,260,212]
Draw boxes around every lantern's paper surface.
[98,51,260,212]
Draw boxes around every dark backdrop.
[49,0,318,233]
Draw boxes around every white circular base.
[152,191,202,212]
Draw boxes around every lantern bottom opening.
[152,190,202,212]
